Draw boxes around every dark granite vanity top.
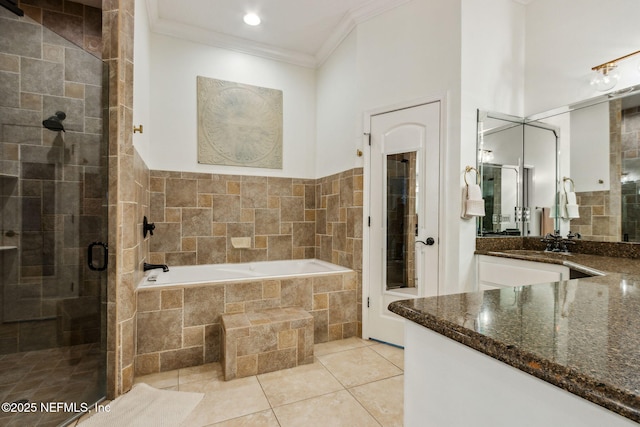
[389,270,640,422]
[475,249,640,277]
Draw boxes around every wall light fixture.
[591,49,640,92]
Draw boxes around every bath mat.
[78,383,204,427]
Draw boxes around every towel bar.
[563,176,575,193]
[464,166,479,185]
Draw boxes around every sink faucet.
[144,262,169,272]
[541,230,580,253]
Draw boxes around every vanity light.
[243,13,261,26]
[590,63,620,92]
[591,49,640,92]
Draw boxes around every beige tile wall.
[148,172,317,265]
[146,168,364,337]
[104,0,142,399]
[135,270,356,375]
[315,168,364,335]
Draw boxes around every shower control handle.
[143,216,155,238]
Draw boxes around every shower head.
[43,111,66,132]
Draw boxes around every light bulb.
[590,65,620,92]
[243,13,261,26]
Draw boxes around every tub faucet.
[144,262,169,272]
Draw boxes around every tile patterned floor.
[75,337,404,427]
[0,343,104,427]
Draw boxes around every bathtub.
[138,258,351,289]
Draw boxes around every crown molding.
[146,0,409,69]
[315,0,411,66]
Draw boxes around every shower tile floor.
[75,337,404,427]
[0,343,104,427]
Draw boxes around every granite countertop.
[389,270,640,422]
[475,249,640,277]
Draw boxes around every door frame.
[362,94,448,342]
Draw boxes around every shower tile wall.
[147,168,364,335]
[0,2,104,354]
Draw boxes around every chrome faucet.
[144,262,169,272]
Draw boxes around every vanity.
[388,76,640,426]
[390,244,640,426]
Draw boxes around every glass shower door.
[0,5,107,426]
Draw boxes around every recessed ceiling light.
[243,13,261,26]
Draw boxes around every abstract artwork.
[197,76,283,169]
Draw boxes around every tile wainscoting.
[135,270,357,375]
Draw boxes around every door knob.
[416,237,435,246]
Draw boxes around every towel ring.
[464,166,479,186]
[563,176,575,194]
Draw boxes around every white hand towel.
[461,184,485,219]
[566,204,580,218]
[560,191,579,219]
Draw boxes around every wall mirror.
[525,85,640,242]
[476,111,558,237]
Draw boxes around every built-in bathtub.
[134,258,357,375]
[138,258,351,288]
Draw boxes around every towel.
[541,207,555,235]
[561,191,580,219]
[461,184,485,219]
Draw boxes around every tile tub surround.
[134,270,357,375]
[389,274,640,423]
[221,307,314,380]
[147,168,364,333]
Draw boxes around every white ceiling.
[146,0,411,68]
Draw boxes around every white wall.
[133,0,152,161]
[315,30,358,178]
[525,0,640,115]
[355,0,463,294]
[147,33,317,178]
[570,102,610,192]
[460,0,526,291]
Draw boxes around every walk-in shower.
[0,2,107,426]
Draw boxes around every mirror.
[386,151,418,290]
[526,86,640,242]
[476,111,558,237]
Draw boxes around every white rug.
[78,383,204,427]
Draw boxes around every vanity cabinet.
[477,255,569,290]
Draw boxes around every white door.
[367,102,440,347]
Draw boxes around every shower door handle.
[88,241,108,271]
